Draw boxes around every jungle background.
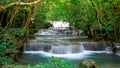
[0,0,120,66]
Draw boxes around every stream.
[19,26,120,68]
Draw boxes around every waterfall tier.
[24,42,109,54]
[49,45,84,54]
[24,27,110,54]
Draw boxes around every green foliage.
[47,0,120,41]
[0,0,16,5]
[23,6,31,13]
[0,0,50,66]
[2,57,77,68]
[0,56,13,65]
[8,28,24,38]
[49,57,76,68]
[0,28,24,65]
[32,1,51,29]
[0,33,16,65]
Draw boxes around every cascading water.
[23,26,110,55]
[49,45,85,54]
[24,43,86,54]
[24,42,108,54]
[24,25,89,54]
[21,21,120,68]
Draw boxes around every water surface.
[19,51,120,68]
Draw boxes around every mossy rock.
[79,59,98,68]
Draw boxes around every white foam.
[116,53,120,56]
[23,50,107,59]
[51,21,69,28]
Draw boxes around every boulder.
[79,59,98,68]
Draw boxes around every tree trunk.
[109,40,117,53]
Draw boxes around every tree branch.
[0,0,41,11]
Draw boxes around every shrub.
[0,28,24,65]
[0,33,15,65]
[2,57,77,68]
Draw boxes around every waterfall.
[24,43,86,54]
[79,43,85,52]
[49,45,85,54]
[23,42,109,54]
[81,42,108,51]
[24,26,110,54]
[24,43,52,52]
